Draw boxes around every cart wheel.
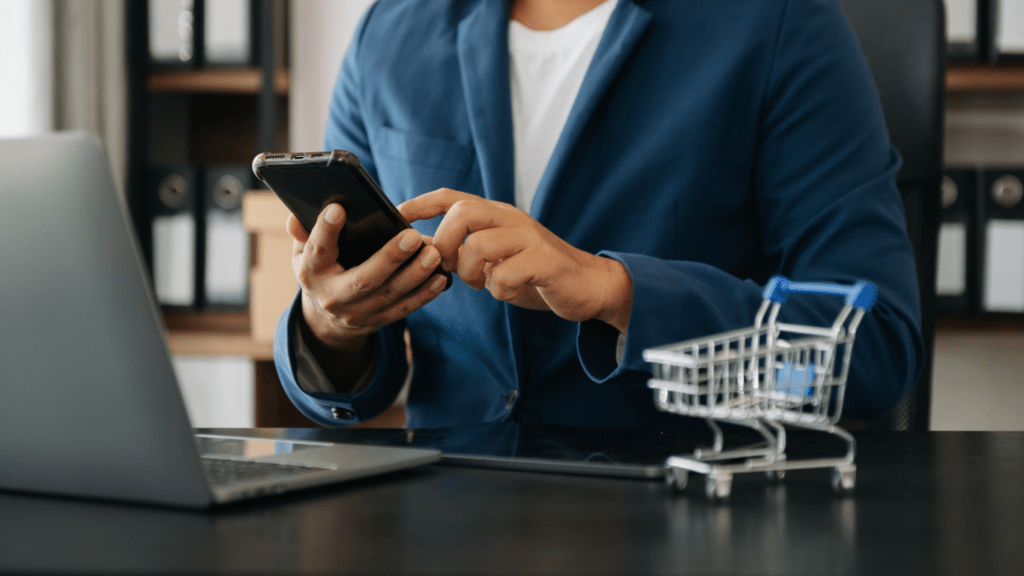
[705,474,732,502]
[831,466,856,495]
[665,468,689,491]
[766,470,786,482]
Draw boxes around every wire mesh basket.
[644,276,877,501]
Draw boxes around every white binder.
[148,0,195,64]
[204,0,253,65]
[996,0,1024,56]
[981,170,1024,313]
[151,169,197,307]
[203,166,251,307]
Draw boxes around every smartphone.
[252,150,452,290]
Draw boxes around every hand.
[398,189,633,333]
[287,203,448,352]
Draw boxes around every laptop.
[0,133,440,508]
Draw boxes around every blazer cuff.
[576,253,644,383]
[273,291,408,426]
[579,251,701,383]
[292,312,378,396]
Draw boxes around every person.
[273,0,924,429]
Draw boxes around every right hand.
[288,203,449,352]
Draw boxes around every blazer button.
[505,390,519,411]
[331,407,355,420]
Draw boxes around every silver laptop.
[0,133,439,508]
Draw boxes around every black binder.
[979,167,1024,314]
[149,166,198,307]
[200,166,253,308]
[936,168,981,314]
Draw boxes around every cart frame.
[643,276,876,501]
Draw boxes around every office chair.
[839,0,946,431]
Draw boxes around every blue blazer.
[274,0,924,428]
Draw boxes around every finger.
[340,227,423,299]
[432,199,511,270]
[287,215,309,259]
[362,244,442,309]
[369,273,450,328]
[303,204,347,274]
[285,213,310,243]
[397,188,470,222]
[485,252,544,300]
[458,228,526,290]
[334,268,448,332]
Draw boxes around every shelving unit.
[933,58,1024,430]
[128,23,401,426]
[940,61,1024,329]
[125,1,308,428]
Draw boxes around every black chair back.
[839,0,946,430]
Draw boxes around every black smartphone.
[252,149,452,289]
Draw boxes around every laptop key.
[201,458,325,487]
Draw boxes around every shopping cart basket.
[643,276,876,501]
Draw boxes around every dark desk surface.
[1,427,1022,576]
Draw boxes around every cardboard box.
[242,192,296,341]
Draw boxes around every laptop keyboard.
[201,458,326,487]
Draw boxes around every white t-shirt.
[509,0,617,212]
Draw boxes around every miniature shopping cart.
[643,276,876,501]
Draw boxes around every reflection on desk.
[0,428,1021,575]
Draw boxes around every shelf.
[935,315,1024,333]
[946,62,1024,92]
[146,68,290,95]
[164,311,273,360]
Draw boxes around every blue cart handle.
[762,276,877,310]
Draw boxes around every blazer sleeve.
[272,3,410,426]
[576,0,924,421]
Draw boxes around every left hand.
[398,188,633,333]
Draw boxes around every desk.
[1,428,1021,575]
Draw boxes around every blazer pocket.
[372,126,475,174]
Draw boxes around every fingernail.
[430,275,446,292]
[324,204,341,224]
[400,231,420,252]
[421,249,440,269]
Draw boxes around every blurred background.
[0,0,1022,431]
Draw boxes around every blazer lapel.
[529,0,653,225]
[457,1,516,205]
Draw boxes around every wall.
[288,0,375,151]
